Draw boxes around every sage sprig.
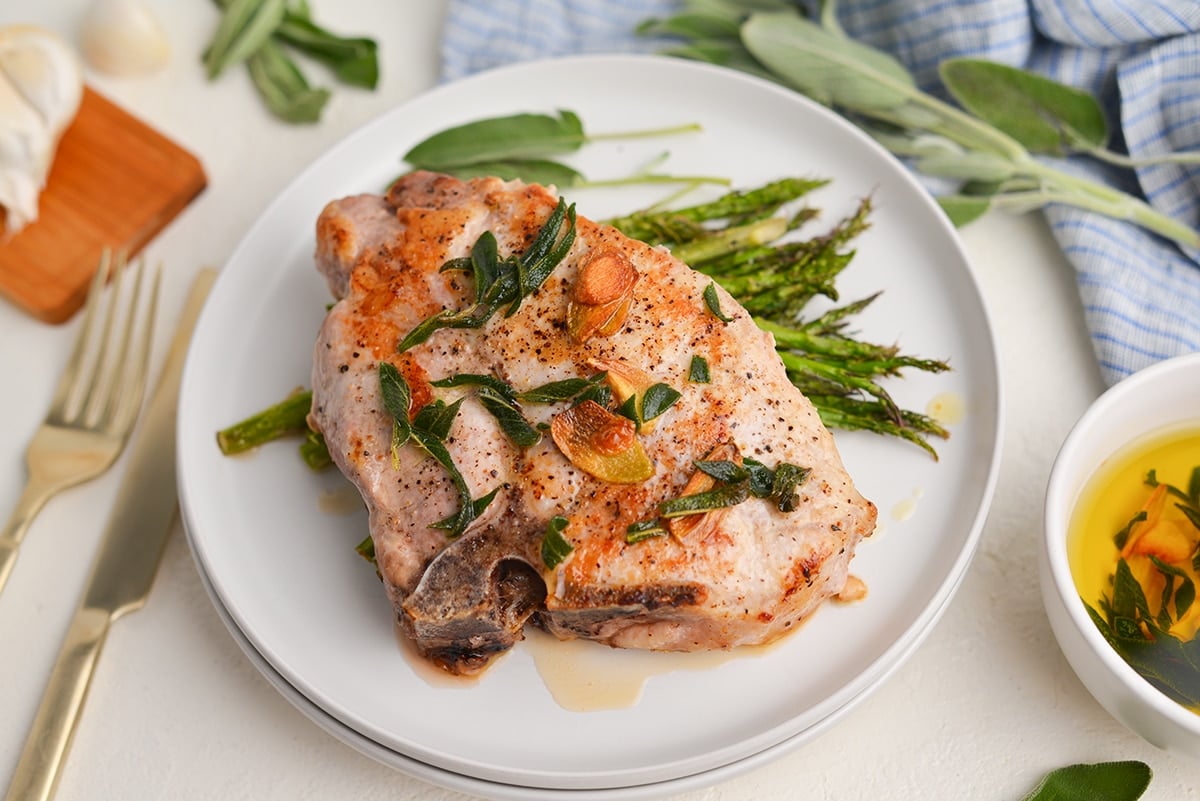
[401,109,729,190]
[205,0,379,124]
[640,0,1200,249]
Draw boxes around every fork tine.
[48,249,113,420]
[101,260,161,434]
[88,254,142,427]
[79,251,130,427]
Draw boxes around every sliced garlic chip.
[0,25,83,233]
[80,0,170,77]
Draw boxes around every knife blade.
[4,268,216,801]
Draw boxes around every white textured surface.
[0,2,1196,800]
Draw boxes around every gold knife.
[4,268,216,801]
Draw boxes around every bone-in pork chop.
[310,171,877,675]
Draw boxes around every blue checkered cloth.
[441,0,1200,386]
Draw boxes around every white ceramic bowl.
[1042,351,1200,758]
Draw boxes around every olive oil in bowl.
[1068,423,1200,713]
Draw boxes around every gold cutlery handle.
[0,478,56,596]
[4,607,112,801]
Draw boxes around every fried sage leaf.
[398,198,577,351]
[541,515,574,568]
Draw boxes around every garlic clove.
[0,25,83,233]
[80,0,170,77]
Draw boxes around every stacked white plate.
[177,55,1003,800]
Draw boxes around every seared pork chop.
[310,171,877,675]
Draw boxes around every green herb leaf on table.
[205,0,380,124]
[204,0,286,79]
[246,39,331,124]
[275,10,379,89]
[1020,761,1151,801]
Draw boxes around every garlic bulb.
[80,0,170,77]
[0,25,83,234]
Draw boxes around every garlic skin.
[80,0,170,77]
[0,25,84,234]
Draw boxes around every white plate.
[187,537,937,801]
[177,54,1003,791]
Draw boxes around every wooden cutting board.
[0,86,207,323]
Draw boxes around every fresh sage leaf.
[245,38,330,124]
[436,159,585,187]
[741,10,917,112]
[940,58,1108,155]
[637,12,742,39]
[1020,761,1151,801]
[275,11,379,89]
[541,515,574,568]
[205,0,287,79]
[915,150,1015,183]
[659,40,780,82]
[937,195,991,227]
[404,110,586,170]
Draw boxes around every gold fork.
[0,250,161,597]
